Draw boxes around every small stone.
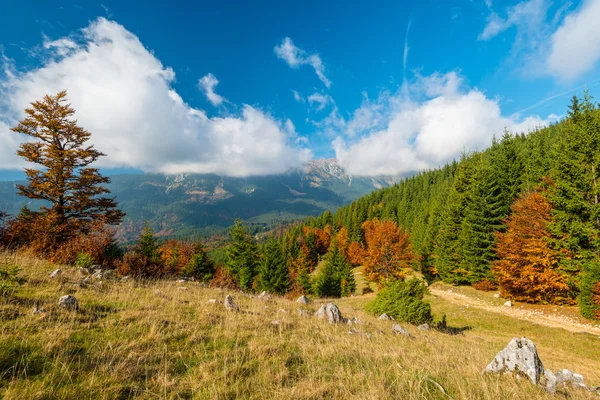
[483,337,544,384]
[121,276,130,282]
[544,369,557,394]
[271,320,281,325]
[177,286,187,290]
[49,269,62,279]
[347,317,362,325]
[101,270,115,279]
[392,324,411,337]
[494,293,500,298]
[207,299,217,303]
[224,295,239,311]
[57,295,79,311]
[504,301,512,307]
[296,295,311,304]
[555,369,587,389]
[316,305,326,319]
[279,308,287,313]
[417,323,431,331]
[378,313,394,321]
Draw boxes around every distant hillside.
[0,158,399,241]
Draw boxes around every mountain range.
[0,159,399,241]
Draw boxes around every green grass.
[1,252,599,399]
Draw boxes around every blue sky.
[1,0,600,179]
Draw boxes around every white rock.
[271,320,282,325]
[504,301,512,307]
[296,295,311,304]
[207,299,217,303]
[316,305,326,319]
[49,269,62,279]
[57,295,79,311]
[494,293,500,298]
[392,324,411,337]
[223,295,239,311]
[417,323,431,331]
[483,337,544,384]
[324,303,343,324]
[378,313,394,321]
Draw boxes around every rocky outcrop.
[483,337,544,384]
[324,303,343,324]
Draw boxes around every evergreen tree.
[313,244,355,297]
[136,222,160,262]
[182,242,215,283]
[226,220,260,291]
[258,237,290,294]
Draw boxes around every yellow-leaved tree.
[9,91,124,253]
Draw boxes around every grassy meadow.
[1,252,599,399]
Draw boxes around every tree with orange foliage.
[362,219,414,286]
[10,91,124,251]
[492,191,572,304]
[346,241,365,266]
[335,226,349,255]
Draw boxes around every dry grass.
[1,252,599,399]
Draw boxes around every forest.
[2,91,600,321]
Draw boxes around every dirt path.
[430,286,600,336]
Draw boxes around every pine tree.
[313,244,354,297]
[258,237,290,294]
[226,220,260,291]
[11,91,124,247]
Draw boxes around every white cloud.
[198,73,225,106]
[547,0,600,80]
[478,0,548,41]
[0,18,311,177]
[307,92,333,111]
[328,72,556,176]
[274,37,331,88]
[292,90,305,103]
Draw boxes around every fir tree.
[226,220,260,291]
[258,237,290,294]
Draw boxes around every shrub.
[182,250,215,283]
[0,261,23,296]
[115,252,163,278]
[473,278,497,292]
[362,286,374,295]
[209,266,239,290]
[365,279,433,325]
[75,253,95,270]
[49,222,121,267]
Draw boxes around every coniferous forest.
[272,94,600,319]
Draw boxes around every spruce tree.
[258,237,290,294]
[226,220,260,291]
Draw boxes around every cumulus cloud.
[547,0,600,80]
[328,72,557,176]
[307,92,333,111]
[274,37,331,88]
[198,73,225,106]
[0,18,311,177]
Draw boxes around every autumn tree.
[492,191,572,304]
[362,219,414,286]
[10,91,124,249]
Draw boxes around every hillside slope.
[1,254,599,399]
[0,159,399,241]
